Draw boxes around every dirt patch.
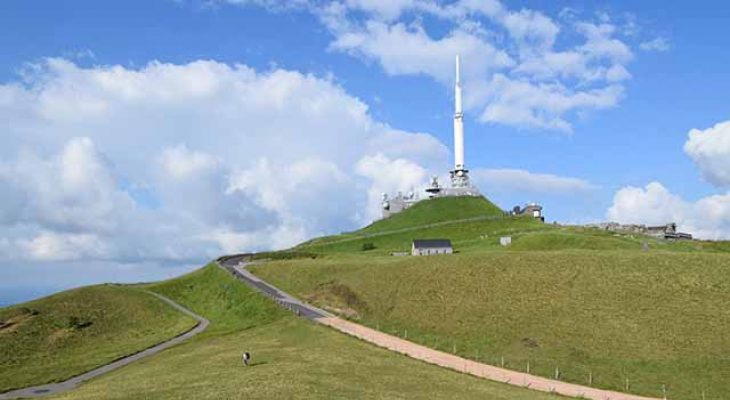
[307,281,369,318]
[0,311,37,334]
[322,305,362,320]
[47,328,74,344]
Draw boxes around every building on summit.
[511,203,544,222]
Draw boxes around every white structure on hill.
[382,55,481,219]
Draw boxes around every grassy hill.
[251,251,730,400]
[360,195,504,234]
[0,285,197,393]
[246,194,730,400]
[51,263,560,400]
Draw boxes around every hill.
[0,285,197,393]
[247,193,730,400]
[51,263,559,400]
[250,249,730,400]
[360,195,505,234]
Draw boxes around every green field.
[50,264,559,400]
[0,285,197,393]
[247,196,730,400]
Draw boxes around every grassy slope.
[0,285,197,393]
[359,196,504,234]
[251,250,730,400]
[52,264,559,400]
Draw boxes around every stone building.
[411,239,453,256]
[511,203,544,222]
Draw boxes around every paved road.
[0,292,209,400]
[223,257,662,400]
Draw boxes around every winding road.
[219,255,663,400]
[0,292,209,400]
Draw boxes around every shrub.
[361,243,376,251]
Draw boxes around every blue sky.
[1,0,730,306]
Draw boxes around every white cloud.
[479,74,623,132]
[355,153,428,221]
[0,58,446,265]
[640,37,670,52]
[310,0,635,133]
[684,121,730,188]
[19,232,110,261]
[607,182,730,240]
[472,168,598,195]
[329,21,513,84]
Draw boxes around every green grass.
[303,215,547,255]
[250,250,730,400]
[0,285,197,393]
[358,195,504,233]
[48,263,561,400]
[145,263,287,336]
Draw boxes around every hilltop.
[249,194,730,400]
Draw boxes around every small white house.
[411,239,453,256]
[500,237,512,246]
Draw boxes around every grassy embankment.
[248,195,730,400]
[51,264,559,400]
[0,285,197,393]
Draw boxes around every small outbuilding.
[411,239,453,256]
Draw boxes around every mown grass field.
[51,264,560,400]
[251,247,730,400]
[0,285,197,393]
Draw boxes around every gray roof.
[413,239,453,248]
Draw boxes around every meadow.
[251,250,730,400]
[0,285,197,393]
[248,196,730,400]
[49,264,560,400]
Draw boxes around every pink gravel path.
[316,316,663,400]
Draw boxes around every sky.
[1,0,730,306]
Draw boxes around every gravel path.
[223,258,662,400]
[0,292,209,400]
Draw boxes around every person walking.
[242,351,251,366]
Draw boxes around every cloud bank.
[0,58,447,266]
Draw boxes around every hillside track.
[299,214,506,247]
[0,292,209,400]
[222,256,663,400]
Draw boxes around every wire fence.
[366,321,717,400]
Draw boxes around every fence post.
[662,384,667,400]
[501,356,505,368]
[527,361,530,374]
[453,342,456,354]
[589,372,593,386]
[555,366,560,380]
[625,378,630,392]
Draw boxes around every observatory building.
[382,55,481,219]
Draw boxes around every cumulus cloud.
[355,153,428,221]
[640,37,670,52]
[684,121,730,188]
[310,0,635,132]
[0,58,448,267]
[607,182,730,240]
[472,168,598,195]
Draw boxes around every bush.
[67,316,93,330]
[361,243,376,251]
